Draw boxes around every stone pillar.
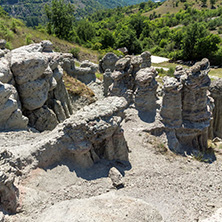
[209,79,222,139]
[160,76,183,128]
[141,51,151,68]
[134,67,158,114]
[179,58,211,152]
[103,69,113,96]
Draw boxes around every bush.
[25,34,33,45]
[69,47,80,59]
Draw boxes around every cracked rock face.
[0,82,28,130]
[160,76,183,128]
[135,67,158,113]
[99,52,119,73]
[209,79,222,139]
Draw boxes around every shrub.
[69,47,80,59]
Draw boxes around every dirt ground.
[2,107,222,222]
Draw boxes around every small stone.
[108,167,124,188]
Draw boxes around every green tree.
[115,26,142,54]
[182,22,220,60]
[76,20,95,42]
[45,0,75,40]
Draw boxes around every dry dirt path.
[2,108,222,222]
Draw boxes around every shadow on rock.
[44,158,132,181]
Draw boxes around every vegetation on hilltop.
[65,1,221,65]
[0,0,153,27]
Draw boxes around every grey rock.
[209,79,222,139]
[0,150,19,213]
[41,40,53,52]
[0,58,12,83]
[115,57,131,72]
[10,52,49,85]
[141,51,151,68]
[160,76,183,128]
[0,82,28,130]
[0,39,6,49]
[99,52,119,73]
[103,69,113,96]
[134,67,158,113]
[36,193,163,222]
[26,106,59,132]
[108,167,124,188]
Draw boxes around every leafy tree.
[45,0,75,40]
[76,20,95,42]
[100,29,115,49]
[182,22,220,60]
[115,26,142,54]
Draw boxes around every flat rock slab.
[36,192,163,222]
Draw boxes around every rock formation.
[99,52,119,73]
[160,76,183,128]
[209,79,222,139]
[0,82,28,130]
[0,41,85,131]
[36,193,163,222]
[0,96,129,213]
[134,67,158,113]
[62,56,97,84]
[148,59,212,153]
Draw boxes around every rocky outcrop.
[36,193,163,222]
[135,67,158,113]
[0,82,28,130]
[149,59,211,153]
[62,56,97,84]
[0,41,77,132]
[99,52,119,73]
[0,150,19,213]
[103,69,113,96]
[141,51,151,68]
[160,76,183,128]
[209,79,222,139]
[0,96,129,213]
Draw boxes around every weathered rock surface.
[209,79,222,139]
[0,41,76,132]
[146,59,212,154]
[103,69,113,96]
[36,193,163,222]
[108,167,124,188]
[141,51,151,68]
[0,150,19,213]
[135,67,158,113]
[62,56,97,84]
[99,52,119,73]
[0,82,28,130]
[160,76,183,128]
[201,208,222,222]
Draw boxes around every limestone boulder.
[0,57,13,84]
[0,82,28,130]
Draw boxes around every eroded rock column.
[209,79,222,139]
[134,67,158,114]
[160,76,183,128]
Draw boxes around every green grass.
[153,61,222,79]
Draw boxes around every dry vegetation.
[63,71,95,99]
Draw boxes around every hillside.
[143,0,222,17]
[75,0,222,65]
[0,0,153,27]
[0,6,100,62]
